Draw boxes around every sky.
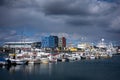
[0,0,120,46]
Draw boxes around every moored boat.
[9,58,28,65]
[90,55,95,59]
[0,57,8,66]
[40,58,49,64]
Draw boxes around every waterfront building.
[53,36,58,48]
[77,43,91,49]
[49,36,55,48]
[3,42,41,49]
[58,37,66,48]
[42,36,58,48]
[69,47,78,52]
[41,37,49,48]
[32,42,41,49]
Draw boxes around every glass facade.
[42,36,58,48]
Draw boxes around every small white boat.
[71,54,81,60]
[100,53,109,58]
[90,55,95,59]
[9,59,28,65]
[40,54,49,64]
[28,59,41,64]
[0,57,8,66]
[48,55,57,63]
[66,55,76,62]
[40,58,49,64]
[67,57,75,61]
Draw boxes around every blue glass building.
[42,37,49,48]
[49,36,55,48]
[42,36,58,48]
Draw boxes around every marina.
[0,39,118,66]
[0,35,119,80]
[0,38,119,80]
[0,55,120,80]
[1,0,120,80]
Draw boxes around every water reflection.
[5,63,54,75]
[0,56,120,80]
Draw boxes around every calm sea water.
[0,55,120,80]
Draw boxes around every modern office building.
[41,37,50,48]
[58,37,66,48]
[49,36,55,48]
[42,36,58,48]
[53,36,58,48]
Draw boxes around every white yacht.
[97,39,107,48]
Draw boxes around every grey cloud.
[66,18,94,26]
[42,0,119,31]
[42,0,90,16]
[0,0,4,6]
[0,30,18,42]
[65,15,111,28]
[42,0,117,16]
[0,0,39,9]
[98,0,120,4]
[0,0,120,45]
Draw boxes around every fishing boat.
[97,38,115,58]
[40,58,49,64]
[80,53,86,59]
[89,55,95,59]
[25,53,41,64]
[40,54,49,64]
[0,57,8,66]
[9,59,28,65]
[97,39,107,48]
[7,53,28,65]
[71,53,81,60]
[28,59,41,64]
[48,54,57,63]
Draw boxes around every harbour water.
[0,55,120,80]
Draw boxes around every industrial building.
[3,42,41,49]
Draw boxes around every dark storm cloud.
[0,0,120,45]
[108,30,120,34]
[66,18,94,26]
[0,30,19,42]
[42,0,119,31]
[40,0,120,44]
[98,0,120,4]
[0,0,4,6]
[42,0,117,16]
[42,0,92,16]
[65,16,110,27]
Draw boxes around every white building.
[77,43,91,49]
[3,42,34,48]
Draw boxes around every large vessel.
[97,38,107,48]
[96,38,116,57]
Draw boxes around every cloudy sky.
[0,0,120,46]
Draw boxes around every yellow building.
[69,48,78,52]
